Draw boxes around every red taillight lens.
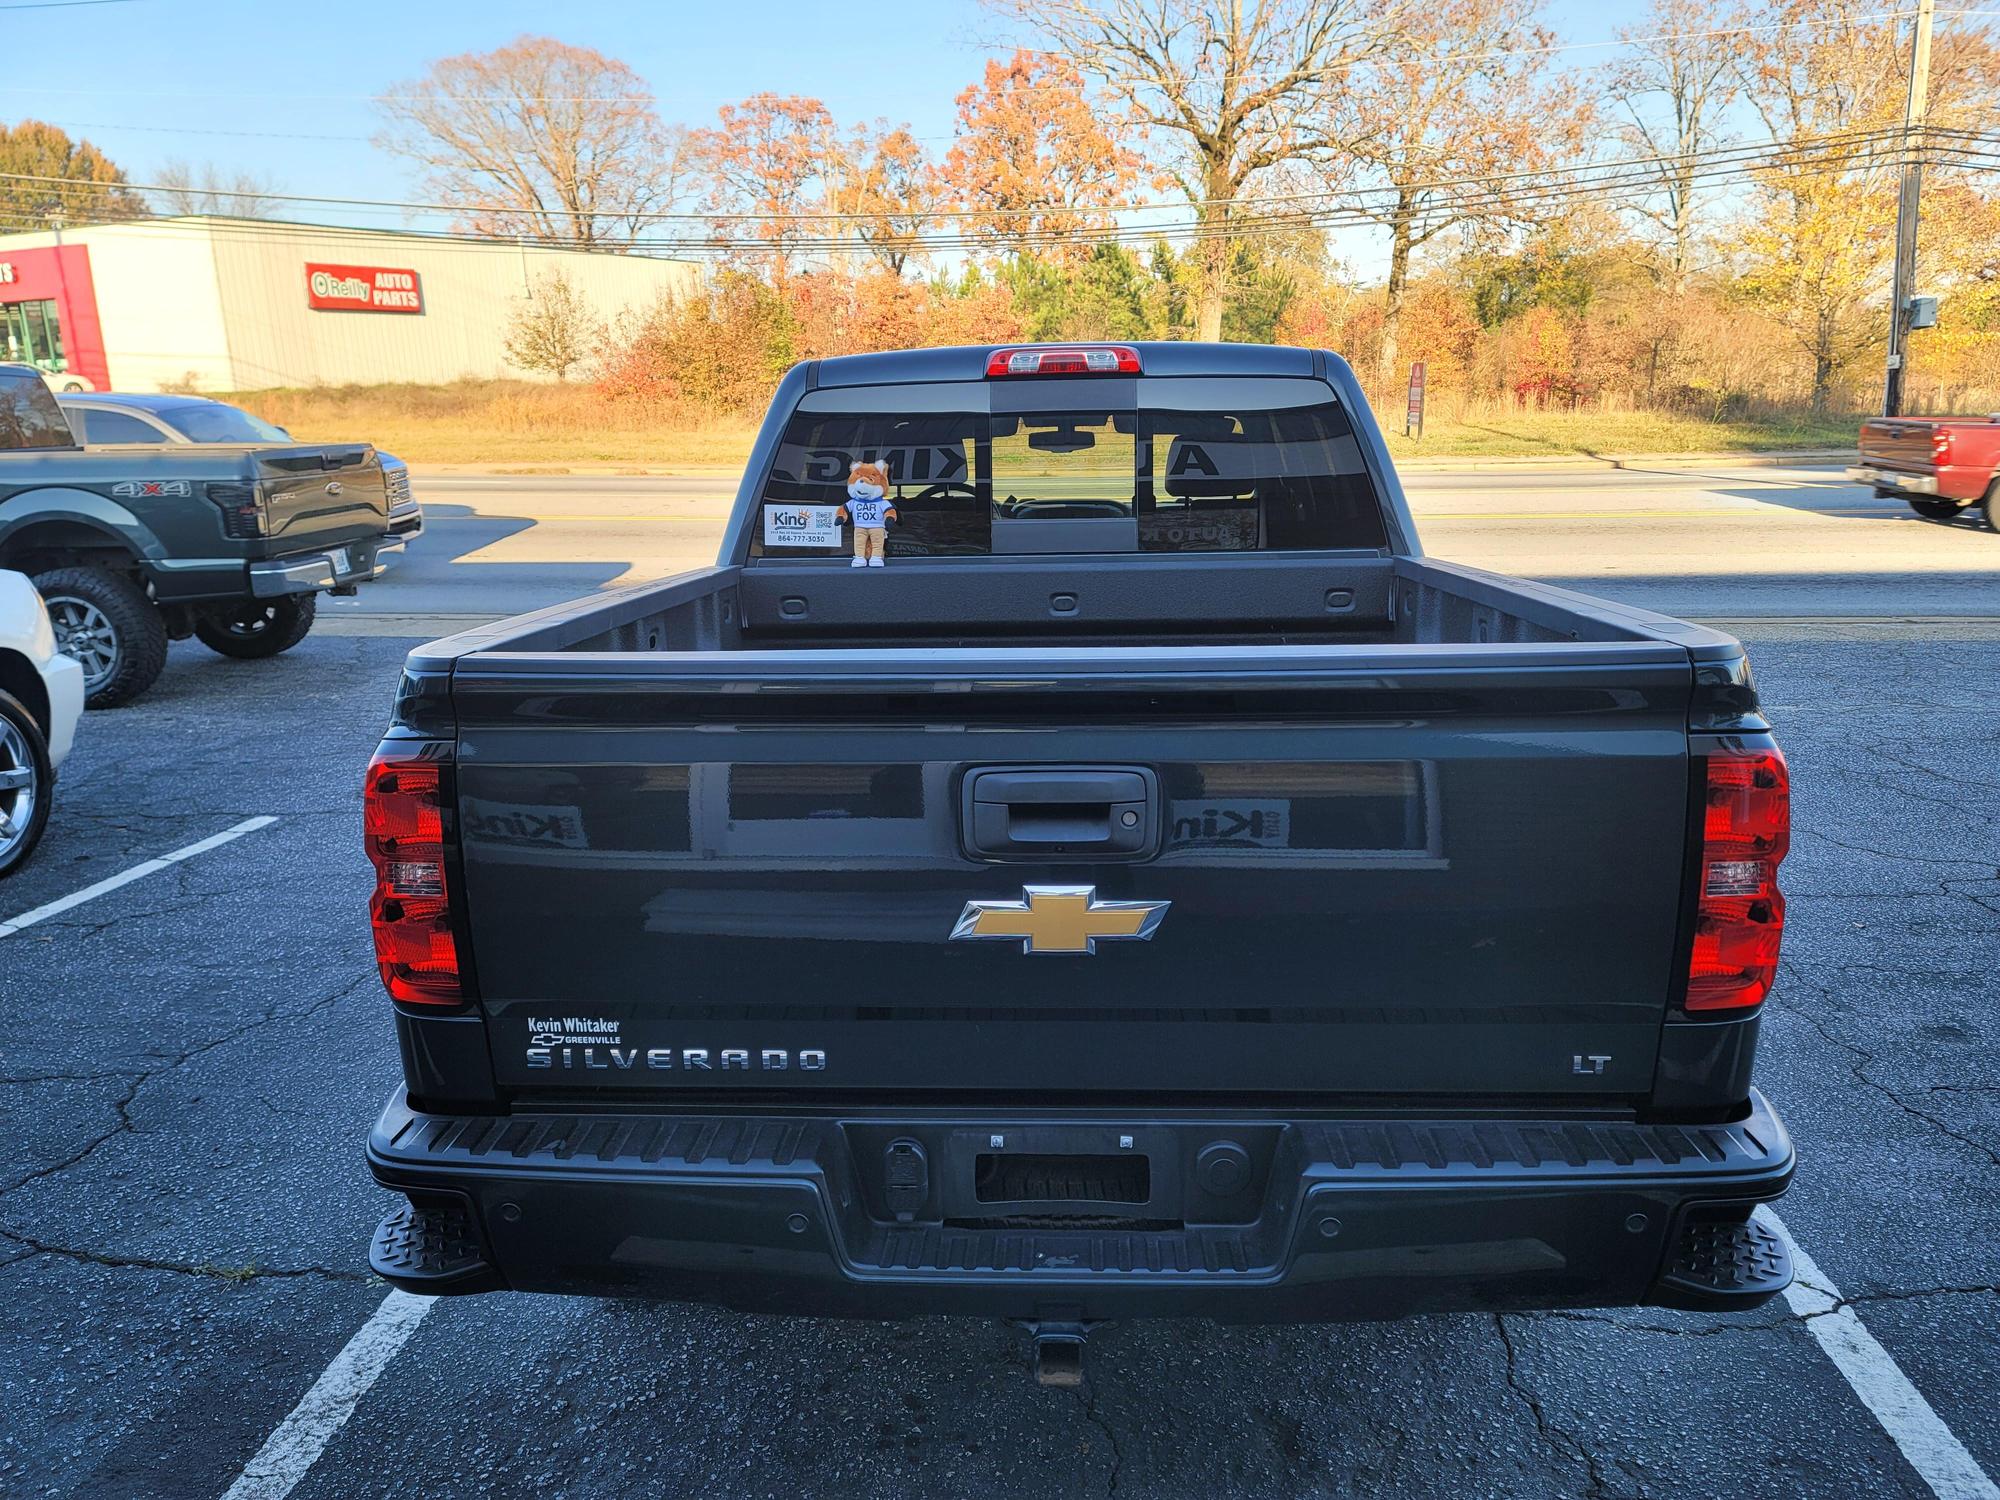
[985,345,1142,377]
[1686,745,1789,1012]
[1931,429,1952,461]
[365,746,461,1005]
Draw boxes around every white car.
[36,368,94,395]
[0,569,86,877]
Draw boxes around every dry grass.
[227,379,759,470]
[1381,403,1862,460]
[222,379,1860,471]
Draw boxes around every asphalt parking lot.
[1,465,1996,1498]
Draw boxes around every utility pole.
[1883,0,1935,416]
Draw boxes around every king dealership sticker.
[763,504,843,548]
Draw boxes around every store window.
[0,299,68,372]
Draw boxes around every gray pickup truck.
[362,342,1794,1384]
[0,365,417,705]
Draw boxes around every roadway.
[319,462,2000,629]
[1,460,1995,1498]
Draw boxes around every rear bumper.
[36,650,84,769]
[249,534,404,597]
[1849,464,1941,495]
[367,1089,1795,1322]
[1849,463,1993,501]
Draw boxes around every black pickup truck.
[0,365,415,706]
[363,342,1794,1383]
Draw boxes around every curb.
[1390,449,1857,473]
[405,450,1860,480]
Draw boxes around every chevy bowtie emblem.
[950,885,1170,956]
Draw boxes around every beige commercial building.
[0,215,699,393]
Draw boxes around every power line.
[6,122,1976,228]
[6,130,1991,262]
[29,119,369,143]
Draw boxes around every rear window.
[751,376,1386,559]
[160,403,291,444]
[0,370,75,450]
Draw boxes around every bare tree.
[1606,0,1743,290]
[987,0,1391,340]
[376,35,687,248]
[152,159,283,218]
[1340,0,1589,389]
[503,268,602,380]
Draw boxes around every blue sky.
[3,0,1631,268]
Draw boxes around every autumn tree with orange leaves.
[685,94,844,276]
[942,50,1143,261]
[1732,0,2000,411]
[1337,0,1590,391]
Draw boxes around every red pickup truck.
[1849,415,2000,528]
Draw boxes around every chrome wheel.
[0,716,38,863]
[45,595,119,691]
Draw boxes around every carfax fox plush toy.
[836,459,897,568]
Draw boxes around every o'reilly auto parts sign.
[305,263,424,314]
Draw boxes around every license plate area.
[975,1151,1150,1205]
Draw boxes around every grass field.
[227,380,1861,471]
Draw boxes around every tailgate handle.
[963,767,1157,860]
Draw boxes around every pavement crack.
[0,973,375,1199]
[0,1069,139,1086]
[1862,743,2000,793]
[1538,1309,1791,1338]
[0,1226,372,1284]
[1537,1281,2000,1340]
[1774,962,2000,1170]
[1820,1284,2000,1316]
[1495,1313,1621,1498]
[1070,1378,1124,1497]
[1793,827,1988,870]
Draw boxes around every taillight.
[365,744,461,1005]
[1686,744,1789,1012]
[1931,429,1952,462]
[206,482,268,539]
[985,345,1141,377]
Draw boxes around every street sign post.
[1405,361,1427,439]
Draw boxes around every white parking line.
[1760,1208,2000,1499]
[0,816,278,939]
[218,1290,436,1500]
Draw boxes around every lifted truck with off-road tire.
[0,363,419,706]
[364,341,1797,1386]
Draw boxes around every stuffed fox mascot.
[836,459,897,567]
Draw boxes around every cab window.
[0,370,75,450]
[76,408,167,444]
[750,376,1385,560]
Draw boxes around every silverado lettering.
[525,1046,827,1071]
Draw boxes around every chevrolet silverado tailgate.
[450,642,1697,1100]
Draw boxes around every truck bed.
[413,553,1743,658]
